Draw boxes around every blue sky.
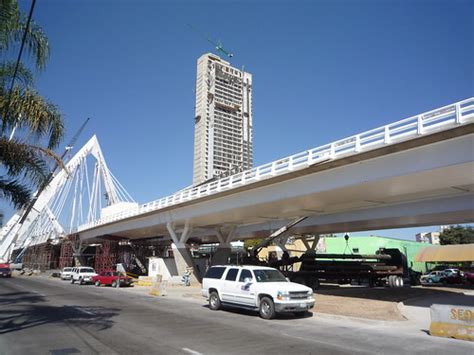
[3,0,473,240]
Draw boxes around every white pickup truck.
[71,267,98,285]
[202,265,315,319]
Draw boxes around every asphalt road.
[0,276,471,355]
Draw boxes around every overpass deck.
[77,98,474,244]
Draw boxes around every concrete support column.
[211,226,236,265]
[167,221,201,284]
[71,236,88,266]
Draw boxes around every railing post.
[355,135,361,152]
[288,157,294,171]
[241,172,246,184]
[229,176,234,188]
[256,167,261,179]
[455,103,462,124]
[217,179,222,192]
[330,143,336,159]
[417,115,424,135]
[271,162,276,176]
[384,126,391,144]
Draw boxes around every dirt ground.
[313,284,471,321]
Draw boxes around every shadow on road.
[0,291,46,306]
[0,304,120,335]
[201,304,313,320]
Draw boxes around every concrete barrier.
[430,304,473,341]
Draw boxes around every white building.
[192,53,253,185]
[416,232,441,244]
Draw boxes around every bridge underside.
[79,128,474,245]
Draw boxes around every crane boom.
[187,24,234,58]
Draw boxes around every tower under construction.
[192,53,253,185]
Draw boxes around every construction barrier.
[430,304,473,341]
[149,275,167,296]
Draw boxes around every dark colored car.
[92,271,132,287]
[464,272,474,285]
[441,273,465,285]
[0,267,12,278]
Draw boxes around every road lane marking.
[182,347,203,355]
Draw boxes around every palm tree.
[1,0,65,208]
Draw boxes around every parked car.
[441,272,465,285]
[420,271,446,285]
[60,267,74,280]
[464,272,474,285]
[71,267,97,285]
[202,265,315,319]
[443,268,461,277]
[0,266,11,278]
[92,271,132,287]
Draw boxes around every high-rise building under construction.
[192,53,253,185]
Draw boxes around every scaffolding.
[59,237,74,270]
[22,242,60,271]
[94,240,118,273]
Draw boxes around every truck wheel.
[112,280,118,288]
[95,281,101,287]
[307,278,320,291]
[397,277,404,288]
[259,297,276,320]
[209,291,221,310]
[79,278,84,285]
[387,275,394,287]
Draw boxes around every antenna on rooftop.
[187,24,234,58]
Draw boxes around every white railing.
[79,97,474,231]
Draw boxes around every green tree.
[1,0,64,208]
[439,226,474,245]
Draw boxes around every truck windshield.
[254,269,287,283]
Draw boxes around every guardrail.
[79,97,474,231]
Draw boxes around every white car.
[71,267,98,285]
[202,265,315,319]
[60,267,73,280]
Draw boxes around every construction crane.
[187,24,234,58]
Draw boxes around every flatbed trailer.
[270,248,407,290]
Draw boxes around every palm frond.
[0,87,65,148]
[0,137,50,186]
[0,1,50,70]
[0,0,20,50]
[0,176,31,208]
[0,61,34,87]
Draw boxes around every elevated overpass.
[77,98,474,257]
